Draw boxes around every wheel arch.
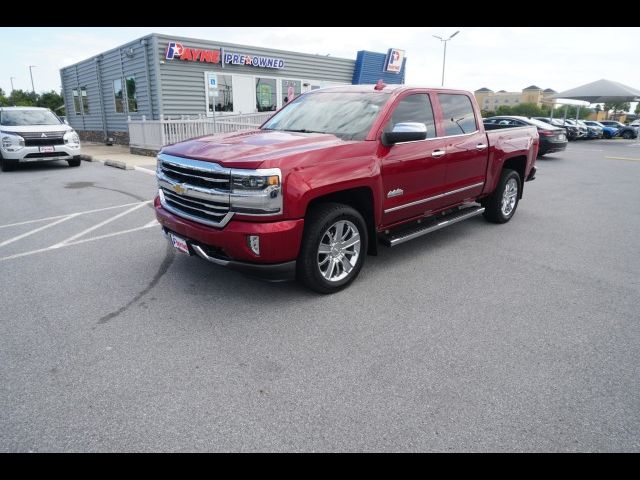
[305,187,378,256]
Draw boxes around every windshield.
[262,91,391,141]
[0,109,62,126]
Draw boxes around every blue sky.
[1,27,639,109]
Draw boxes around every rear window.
[0,109,62,126]
[438,94,477,136]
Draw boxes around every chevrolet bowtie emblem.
[172,183,186,195]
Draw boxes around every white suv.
[0,106,82,172]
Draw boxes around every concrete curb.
[104,159,133,170]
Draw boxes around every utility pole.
[10,76,15,92]
[29,65,37,94]
[432,31,460,87]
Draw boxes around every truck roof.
[311,84,471,95]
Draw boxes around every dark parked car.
[483,116,568,156]
[599,121,638,139]
[532,117,580,141]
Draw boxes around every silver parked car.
[0,106,82,172]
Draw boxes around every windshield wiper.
[281,128,326,134]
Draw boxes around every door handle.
[432,150,446,158]
[476,143,488,150]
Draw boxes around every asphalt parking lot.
[1,140,639,452]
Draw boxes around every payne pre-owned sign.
[165,42,285,69]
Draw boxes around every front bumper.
[1,144,82,162]
[154,197,304,281]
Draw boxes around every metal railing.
[128,112,275,151]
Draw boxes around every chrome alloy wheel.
[317,220,361,282]
[501,178,518,216]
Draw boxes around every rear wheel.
[296,202,367,294]
[603,131,611,139]
[482,169,521,224]
[67,157,81,167]
[622,130,633,139]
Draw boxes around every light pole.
[432,31,460,87]
[10,76,15,93]
[28,65,37,94]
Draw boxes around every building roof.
[475,87,493,92]
[497,90,507,93]
[543,88,557,93]
[523,85,542,91]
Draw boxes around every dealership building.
[60,33,407,145]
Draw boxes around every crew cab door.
[379,92,449,226]
[434,93,488,204]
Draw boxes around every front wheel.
[482,169,521,224]
[622,130,633,139]
[0,156,17,172]
[296,203,368,294]
[67,158,81,167]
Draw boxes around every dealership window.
[81,87,89,114]
[126,76,137,113]
[207,74,233,113]
[72,89,81,115]
[113,79,124,113]
[281,79,301,105]
[255,77,277,112]
[438,94,477,136]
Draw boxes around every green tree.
[635,103,640,115]
[37,90,65,115]
[7,89,38,106]
[603,102,631,120]
[0,88,9,106]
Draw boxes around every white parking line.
[0,223,159,263]
[0,214,79,248]
[134,166,157,176]
[0,201,150,230]
[51,201,151,248]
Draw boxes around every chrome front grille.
[157,153,234,228]
[19,131,67,139]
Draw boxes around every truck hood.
[161,129,346,169]
[0,124,73,133]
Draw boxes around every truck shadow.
[160,215,490,306]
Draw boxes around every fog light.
[247,235,260,256]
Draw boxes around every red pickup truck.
[154,84,538,293]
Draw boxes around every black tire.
[0,155,17,172]
[622,130,633,139]
[296,202,368,294]
[603,131,611,139]
[482,169,521,224]
[67,158,81,167]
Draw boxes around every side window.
[126,76,137,113]
[80,86,89,114]
[113,79,124,113]
[384,93,436,138]
[438,93,478,136]
[72,89,81,115]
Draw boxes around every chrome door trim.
[384,182,485,214]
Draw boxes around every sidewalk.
[81,142,157,172]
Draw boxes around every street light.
[10,76,15,93]
[28,65,37,94]
[432,30,460,87]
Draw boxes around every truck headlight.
[63,130,80,146]
[229,168,282,215]
[1,131,25,152]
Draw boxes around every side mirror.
[382,122,427,147]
